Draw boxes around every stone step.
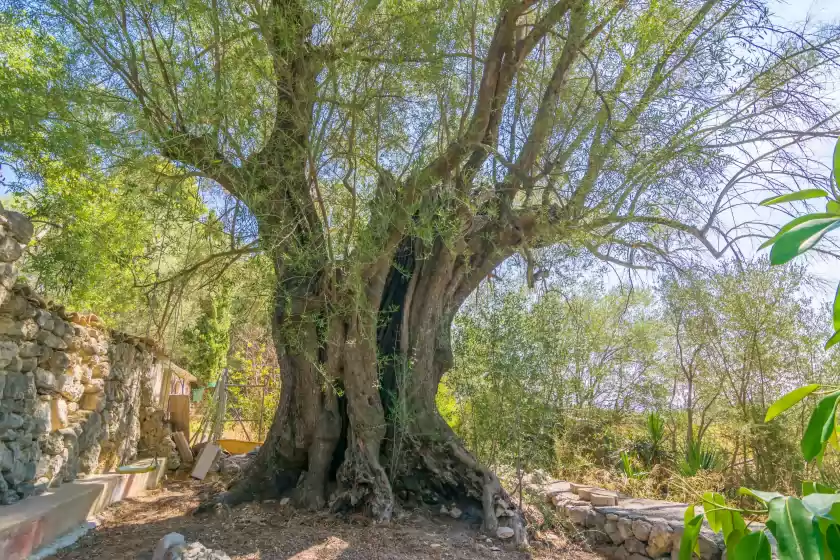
[590,492,618,507]
[0,458,166,560]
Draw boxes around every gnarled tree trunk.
[212,234,526,542]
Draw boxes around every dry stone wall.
[539,481,725,560]
[0,205,178,505]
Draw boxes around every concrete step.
[0,458,166,560]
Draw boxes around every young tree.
[15,0,840,534]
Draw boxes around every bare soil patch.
[45,477,597,559]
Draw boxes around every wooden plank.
[191,443,220,480]
[172,431,194,464]
[168,394,191,442]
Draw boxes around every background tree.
[5,0,840,534]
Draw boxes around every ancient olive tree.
[39,0,840,533]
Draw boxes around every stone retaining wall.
[0,205,178,505]
[541,481,725,560]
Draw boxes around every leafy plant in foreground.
[680,138,840,559]
[758,139,840,350]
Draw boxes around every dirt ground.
[45,477,599,560]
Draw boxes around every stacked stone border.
[540,482,725,560]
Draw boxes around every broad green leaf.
[680,513,705,560]
[834,138,840,192]
[803,482,838,497]
[770,218,840,265]
[727,512,748,550]
[828,331,840,351]
[732,530,772,560]
[802,391,840,462]
[766,384,822,422]
[703,492,746,546]
[830,427,840,452]
[834,284,840,331]
[828,201,840,215]
[684,504,696,526]
[827,524,840,558]
[759,189,830,206]
[740,487,784,504]
[767,496,824,559]
[704,492,724,533]
[804,493,840,517]
[759,213,839,250]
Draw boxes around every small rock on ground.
[497,527,515,539]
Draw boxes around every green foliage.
[703,492,747,548]
[181,287,232,385]
[445,284,665,471]
[732,531,771,560]
[802,391,840,462]
[619,450,646,480]
[631,412,669,468]
[680,439,723,477]
[226,341,280,441]
[680,508,704,560]
[765,385,822,422]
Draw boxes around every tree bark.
[204,237,526,543]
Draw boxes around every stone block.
[33,400,51,434]
[570,482,589,494]
[625,537,647,555]
[587,509,607,530]
[5,356,22,373]
[56,373,84,402]
[80,391,105,412]
[3,372,34,400]
[0,412,24,430]
[0,262,17,287]
[578,486,596,500]
[34,368,57,392]
[698,531,723,560]
[594,545,618,558]
[632,518,653,541]
[0,293,28,317]
[618,517,635,540]
[0,440,13,470]
[0,235,24,262]
[84,378,104,393]
[567,505,589,526]
[646,521,674,558]
[51,398,69,431]
[591,492,618,506]
[18,341,42,358]
[42,431,65,455]
[48,351,71,372]
[37,329,67,350]
[35,309,54,331]
[20,357,37,372]
[0,339,19,368]
[605,519,624,544]
[0,317,38,339]
[4,209,34,244]
[92,362,111,379]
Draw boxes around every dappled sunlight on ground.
[45,478,596,559]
